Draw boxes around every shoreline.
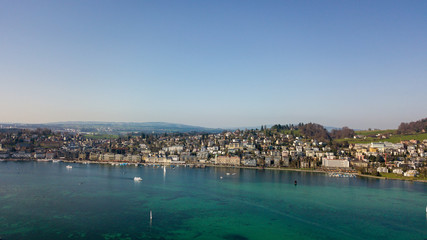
[356,173,427,183]
[2,158,426,183]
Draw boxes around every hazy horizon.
[1,1,426,130]
[0,119,413,131]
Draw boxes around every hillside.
[335,130,427,144]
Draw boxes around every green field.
[335,131,427,144]
[385,132,427,143]
[355,129,396,136]
[380,172,427,181]
[283,129,300,135]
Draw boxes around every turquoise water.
[0,161,426,240]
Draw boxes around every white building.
[322,158,349,168]
[403,170,419,177]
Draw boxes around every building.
[243,158,257,167]
[351,160,368,168]
[403,170,419,177]
[115,154,124,161]
[264,156,271,166]
[89,152,100,161]
[101,153,115,161]
[180,155,197,163]
[322,157,349,168]
[146,156,169,164]
[370,142,385,152]
[228,140,243,150]
[78,153,87,160]
[124,155,141,162]
[215,156,240,166]
[46,151,56,159]
[197,152,209,161]
[12,152,31,159]
[34,152,46,159]
[164,145,184,153]
[281,157,290,167]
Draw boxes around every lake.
[0,161,426,240]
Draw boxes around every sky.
[0,0,426,130]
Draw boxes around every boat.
[66,165,72,169]
[226,173,230,176]
[150,210,153,220]
[134,177,142,181]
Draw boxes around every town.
[0,122,426,181]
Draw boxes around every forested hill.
[398,118,427,134]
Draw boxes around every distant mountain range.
[0,121,350,134]
[0,121,224,134]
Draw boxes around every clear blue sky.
[1,0,426,129]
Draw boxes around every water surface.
[0,161,426,239]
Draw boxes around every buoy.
[294,180,297,186]
[150,210,152,220]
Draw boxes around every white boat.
[226,173,230,176]
[134,177,142,181]
[66,165,72,169]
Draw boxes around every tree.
[397,117,427,134]
[330,127,355,139]
[299,123,331,142]
[368,155,376,162]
